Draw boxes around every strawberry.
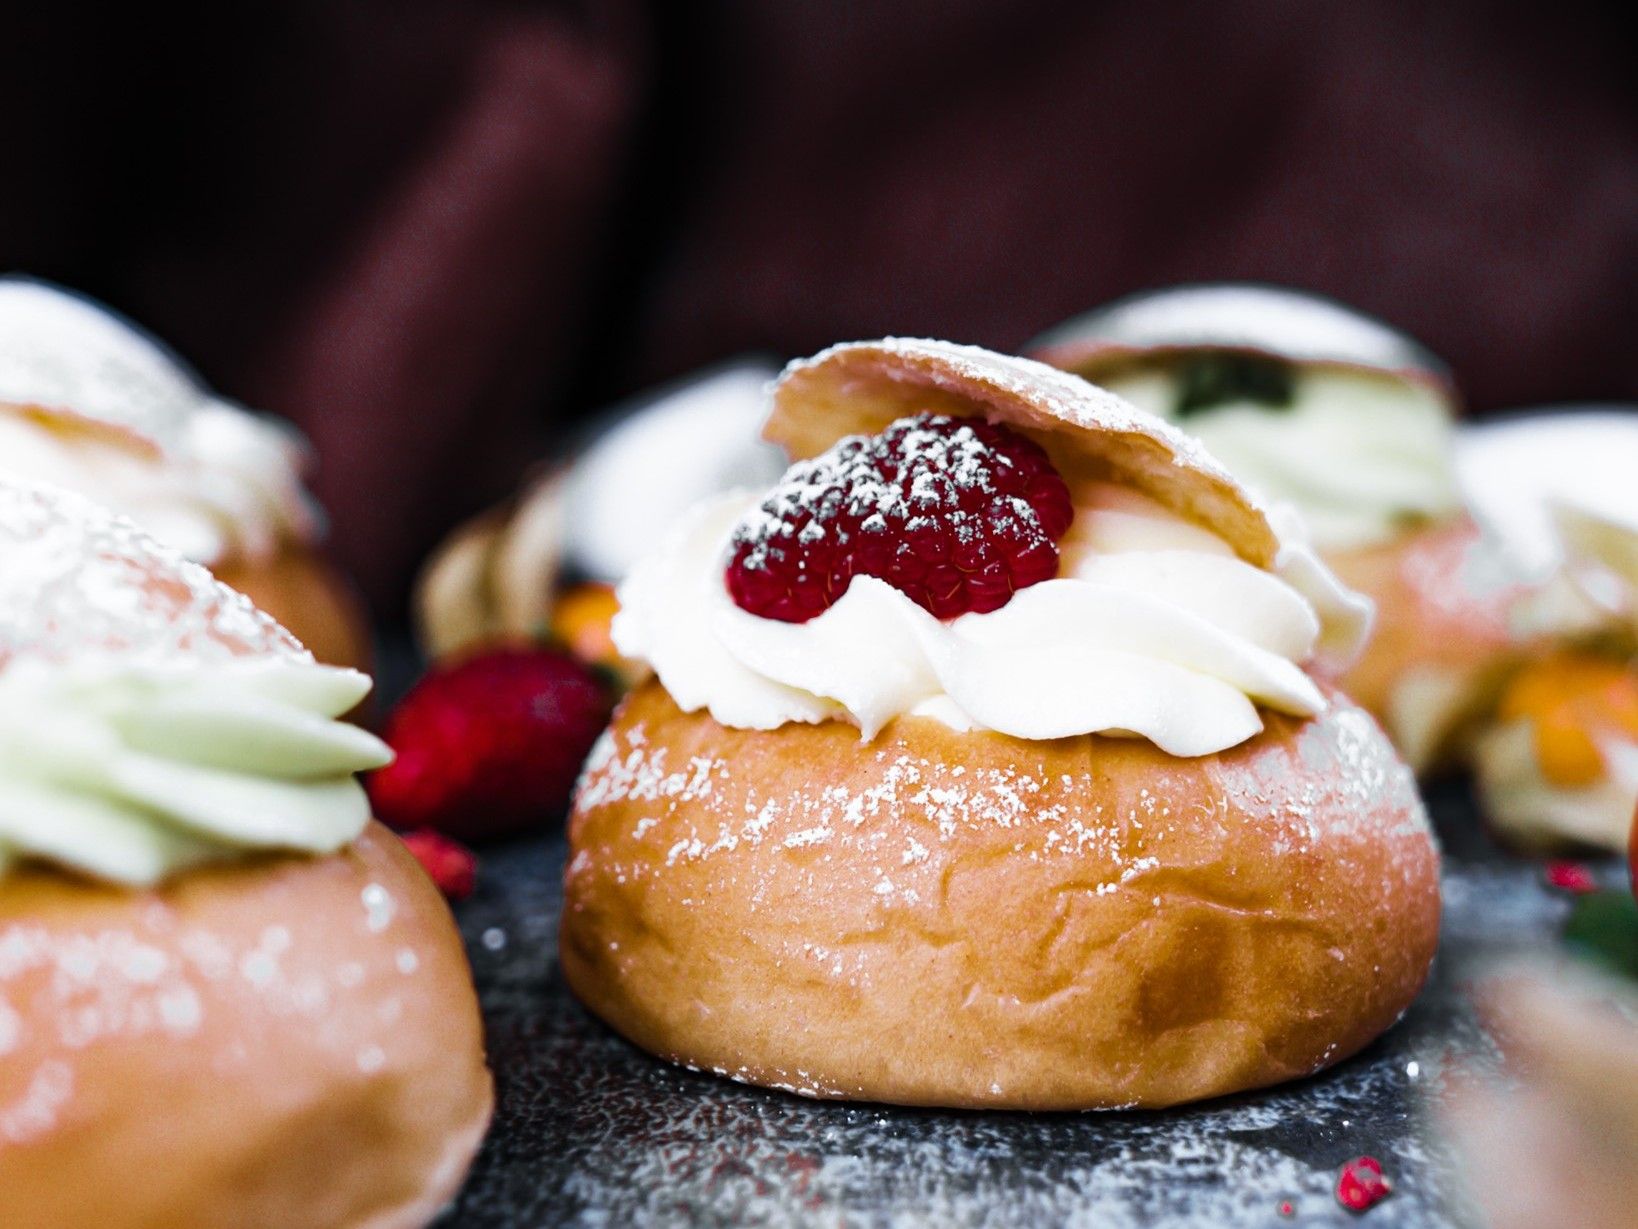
[369,647,611,840]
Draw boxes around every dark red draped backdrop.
[3,1,1634,610]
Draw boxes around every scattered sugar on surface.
[554,1041,1452,1228]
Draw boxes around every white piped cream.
[615,483,1369,756]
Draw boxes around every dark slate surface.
[433,781,1612,1228]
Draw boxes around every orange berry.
[554,582,621,667]
[1498,653,1638,788]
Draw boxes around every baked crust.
[562,683,1440,1110]
[765,338,1283,568]
[1327,516,1526,773]
[1022,283,1455,400]
[217,546,371,674]
[0,823,492,1229]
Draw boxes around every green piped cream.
[1099,366,1462,551]
[0,657,392,885]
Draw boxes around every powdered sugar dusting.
[552,1047,1450,1227]
[734,414,1022,571]
[0,829,432,1165]
[727,410,1070,622]
[575,691,1430,915]
[0,476,307,671]
[777,338,1254,510]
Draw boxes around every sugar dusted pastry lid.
[765,336,1283,568]
[0,476,306,672]
[0,277,321,561]
[0,276,206,455]
[1027,283,1453,397]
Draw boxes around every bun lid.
[765,336,1283,569]
[0,475,306,673]
[0,277,210,457]
[1027,283,1454,398]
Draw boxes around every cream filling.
[0,407,315,566]
[1474,720,1638,854]
[1100,368,1462,551]
[614,484,1369,756]
[0,657,391,885]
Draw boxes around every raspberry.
[368,647,612,841]
[1543,860,1598,894]
[398,829,478,901]
[726,413,1072,621]
[1335,1157,1392,1213]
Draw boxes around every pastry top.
[615,339,1372,759]
[768,336,1282,568]
[1025,286,1463,552]
[0,479,304,671]
[0,277,318,565]
[1029,282,1448,382]
[0,279,200,449]
[0,476,389,886]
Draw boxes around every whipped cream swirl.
[1099,367,1462,551]
[0,657,391,885]
[615,483,1370,756]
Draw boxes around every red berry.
[1544,861,1599,894]
[726,412,1073,622]
[398,829,478,900]
[368,647,611,841]
[1336,1156,1392,1213]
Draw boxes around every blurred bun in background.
[0,277,368,668]
[4,1,1632,612]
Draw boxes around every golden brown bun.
[563,683,1440,1110]
[1327,516,1525,773]
[217,546,371,674]
[0,823,492,1229]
